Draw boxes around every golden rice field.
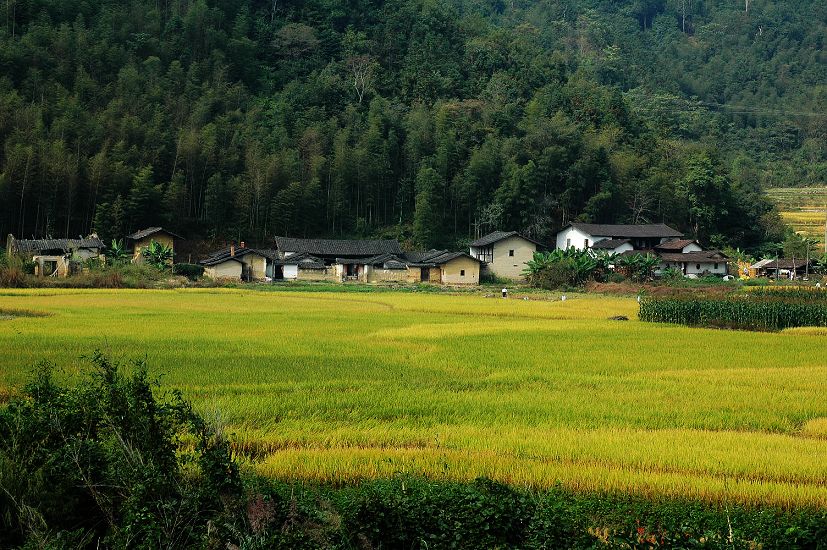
[766,186,827,252]
[1,288,826,508]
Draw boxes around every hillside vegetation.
[0,0,824,252]
[1,289,826,508]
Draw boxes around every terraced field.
[1,288,826,508]
[766,186,827,251]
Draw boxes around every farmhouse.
[275,252,337,281]
[469,231,541,281]
[655,250,729,277]
[556,223,684,251]
[274,236,402,263]
[127,227,182,263]
[405,250,482,285]
[200,244,270,281]
[5,234,104,277]
[749,258,813,279]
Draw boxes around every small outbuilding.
[6,234,104,277]
[127,227,183,263]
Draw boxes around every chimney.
[230,244,235,257]
[240,241,246,249]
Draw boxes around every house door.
[420,267,430,282]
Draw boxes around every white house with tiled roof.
[555,223,684,251]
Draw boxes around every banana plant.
[141,240,173,270]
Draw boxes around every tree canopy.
[1,0,821,252]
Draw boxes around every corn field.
[640,288,827,330]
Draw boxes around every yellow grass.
[0,288,826,507]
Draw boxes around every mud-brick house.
[200,244,271,281]
[272,237,403,281]
[469,231,542,282]
[404,250,482,285]
[6,234,104,277]
[127,227,183,263]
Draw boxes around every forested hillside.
[0,0,824,252]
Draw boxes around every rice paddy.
[766,186,827,251]
[0,288,826,508]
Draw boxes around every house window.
[696,264,701,270]
[584,239,589,248]
[460,269,465,276]
[508,250,514,257]
[566,238,571,248]
[714,263,719,269]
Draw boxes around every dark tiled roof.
[752,258,811,270]
[658,251,729,263]
[200,255,244,267]
[12,236,104,254]
[406,251,481,267]
[401,250,449,263]
[278,252,325,269]
[274,236,401,257]
[469,231,542,247]
[591,238,631,250]
[654,239,699,251]
[568,223,683,239]
[337,253,409,269]
[199,247,268,266]
[127,227,184,240]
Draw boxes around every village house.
[271,237,403,281]
[6,234,104,277]
[555,224,731,278]
[200,244,270,281]
[749,258,813,279]
[264,237,482,284]
[469,231,541,282]
[654,250,730,277]
[127,227,182,263]
[556,223,684,251]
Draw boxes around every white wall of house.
[478,236,536,281]
[283,264,299,279]
[555,227,604,250]
[659,260,728,276]
[685,260,727,276]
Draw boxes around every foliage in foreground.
[240,477,827,549]
[0,352,241,548]
[640,288,827,330]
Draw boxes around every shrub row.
[241,476,827,549]
[640,292,827,330]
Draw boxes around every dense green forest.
[0,0,824,252]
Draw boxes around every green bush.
[173,263,205,280]
[0,352,240,548]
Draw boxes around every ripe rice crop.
[639,291,827,331]
[0,289,825,507]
